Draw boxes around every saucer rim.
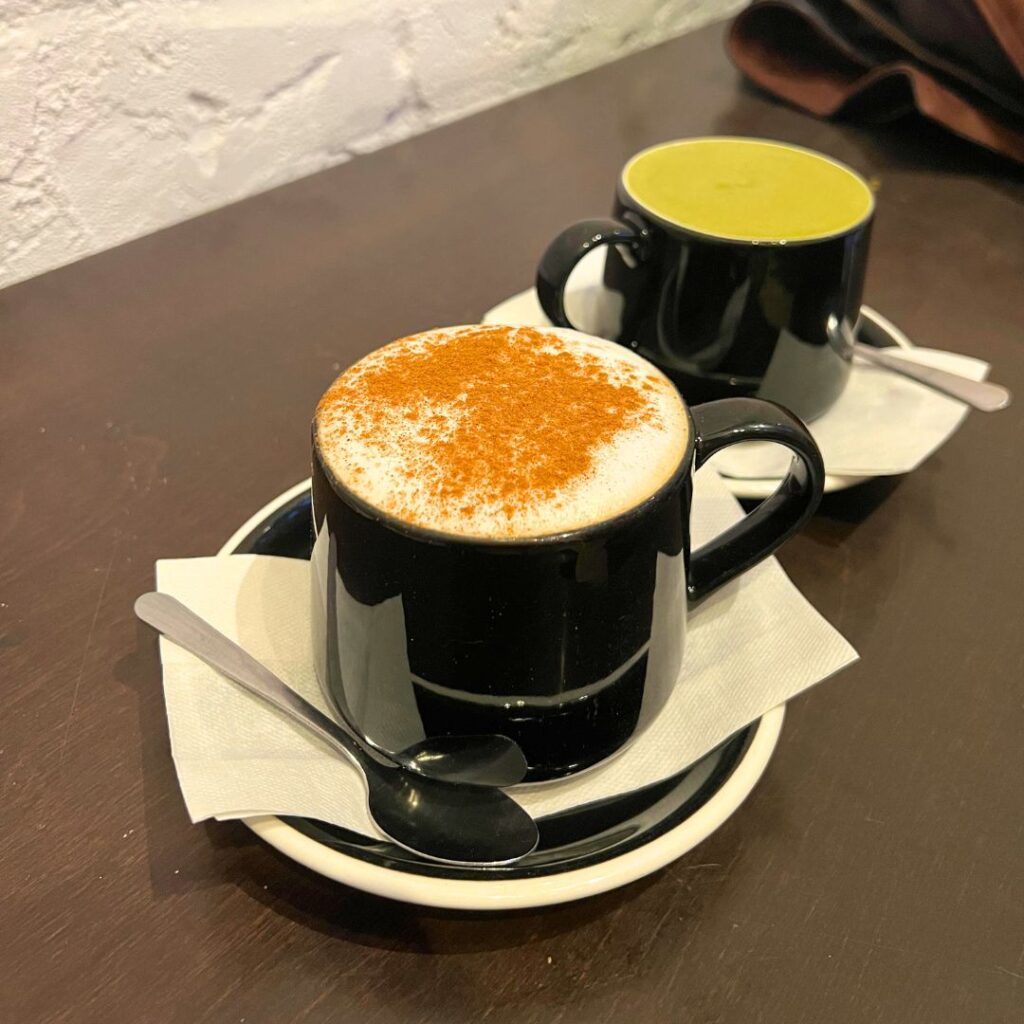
[244,703,782,910]
[219,481,785,910]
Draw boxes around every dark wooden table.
[3,19,1022,1024]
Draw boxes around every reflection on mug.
[312,523,426,754]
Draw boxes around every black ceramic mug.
[311,332,825,783]
[537,137,875,422]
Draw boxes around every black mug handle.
[536,216,648,330]
[688,398,825,600]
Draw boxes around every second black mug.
[537,137,875,422]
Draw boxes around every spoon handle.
[134,592,369,773]
[852,342,1011,412]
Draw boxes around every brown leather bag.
[728,0,1024,163]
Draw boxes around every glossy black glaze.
[233,486,759,880]
[311,441,691,783]
[536,164,873,423]
[310,392,822,783]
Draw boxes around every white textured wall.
[0,0,739,289]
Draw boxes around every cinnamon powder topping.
[315,325,688,539]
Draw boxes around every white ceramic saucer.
[482,279,914,500]
[218,480,784,911]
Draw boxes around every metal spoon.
[851,341,1011,412]
[135,593,539,866]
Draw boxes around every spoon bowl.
[134,592,539,866]
[397,734,529,787]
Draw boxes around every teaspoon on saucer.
[832,313,1010,412]
[851,342,1011,412]
[135,593,539,867]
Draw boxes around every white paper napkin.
[483,253,990,481]
[153,468,857,837]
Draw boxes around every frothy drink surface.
[315,325,689,539]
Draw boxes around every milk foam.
[315,326,689,540]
